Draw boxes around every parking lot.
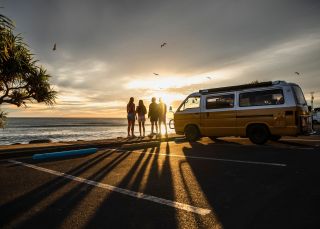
[1,136,320,229]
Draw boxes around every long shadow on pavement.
[13,150,132,228]
[85,142,178,229]
[0,150,114,227]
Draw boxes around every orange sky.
[2,0,320,117]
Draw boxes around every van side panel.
[200,92,236,137]
[200,111,237,136]
[236,107,300,136]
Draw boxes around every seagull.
[53,43,56,51]
[153,73,159,76]
[206,76,212,80]
[294,72,300,75]
[160,42,167,48]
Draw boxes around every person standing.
[127,97,136,137]
[148,97,159,135]
[158,98,167,136]
[136,100,147,137]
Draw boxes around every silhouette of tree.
[0,14,56,127]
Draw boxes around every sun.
[149,92,185,107]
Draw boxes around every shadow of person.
[0,150,115,227]
[4,150,131,228]
[84,143,178,229]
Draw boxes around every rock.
[29,139,52,144]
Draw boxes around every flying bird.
[294,72,300,75]
[53,43,56,51]
[153,73,159,76]
[206,76,212,80]
[160,42,167,48]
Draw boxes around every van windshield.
[292,86,307,105]
[179,96,200,111]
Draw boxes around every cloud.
[2,0,320,116]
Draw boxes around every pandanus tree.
[0,14,56,127]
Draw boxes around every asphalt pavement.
[1,137,320,229]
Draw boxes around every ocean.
[0,118,174,145]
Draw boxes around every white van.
[172,81,312,144]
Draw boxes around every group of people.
[127,97,168,137]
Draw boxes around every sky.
[1,0,320,117]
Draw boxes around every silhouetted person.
[127,97,136,137]
[148,97,158,135]
[158,98,167,136]
[136,100,147,137]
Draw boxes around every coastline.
[1,117,175,145]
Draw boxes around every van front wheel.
[185,125,200,141]
[247,125,270,145]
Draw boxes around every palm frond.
[0,14,14,29]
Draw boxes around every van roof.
[199,80,292,95]
[189,92,201,97]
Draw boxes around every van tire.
[270,135,281,141]
[247,125,270,145]
[185,125,200,141]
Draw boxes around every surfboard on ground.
[32,148,98,160]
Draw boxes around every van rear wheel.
[247,125,270,145]
[185,125,200,141]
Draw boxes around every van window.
[292,86,307,105]
[179,96,200,111]
[206,94,234,109]
[239,89,284,107]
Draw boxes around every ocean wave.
[6,123,128,128]
[0,118,173,145]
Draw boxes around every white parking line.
[116,149,287,167]
[7,160,211,216]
